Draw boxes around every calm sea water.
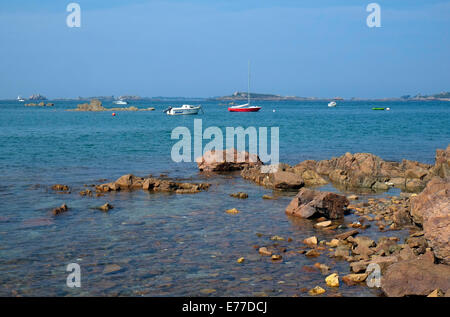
[0,99,448,296]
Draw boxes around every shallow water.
[0,99,448,296]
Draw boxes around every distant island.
[211,91,450,102]
[7,91,450,102]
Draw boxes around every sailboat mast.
[248,61,250,106]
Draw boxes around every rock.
[96,174,210,194]
[270,235,285,241]
[381,257,450,297]
[258,247,272,256]
[262,195,274,200]
[334,229,359,240]
[241,166,305,190]
[79,189,92,196]
[292,160,328,186]
[315,220,332,228]
[405,178,426,193]
[350,255,398,273]
[200,289,216,295]
[325,273,339,287]
[333,245,350,258]
[51,203,68,215]
[372,181,389,191]
[427,289,444,297]
[392,208,412,226]
[51,184,69,191]
[410,177,450,264]
[305,250,320,257]
[271,254,282,261]
[352,236,376,260]
[97,203,113,212]
[327,239,340,248]
[347,195,359,200]
[342,273,368,286]
[308,286,326,296]
[75,99,106,111]
[431,145,450,178]
[225,208,240,214]
[285,188,349,219]
[313,263,330,274]
[103,264,122,274]
[230,192,248,199]
[303,236,318,246]
[196,148,261,172]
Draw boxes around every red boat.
[228,61,262,113]
[228,103,261,112]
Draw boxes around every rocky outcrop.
[241,165,305,190]
[196,148,261,172]
[285,188,349,219]
[73,99,106,111]
[315,152,433,192]
[410,177,450,264]
[381,255,450,297]
[96,174,210,194]
[25,102,54,107]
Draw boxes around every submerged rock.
[52,203,68,215]
[285,188,349,219]
[230,192,248,199]
[97,203,113,212]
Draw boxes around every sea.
[0,99,448,296]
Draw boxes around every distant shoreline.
[2,91,449,102]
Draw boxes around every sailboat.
[17,96,25,102]
[228,62,261,112]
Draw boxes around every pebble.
[325,273,339,287]
[308,286,326,296]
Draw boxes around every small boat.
[228,103,261,112]
[164,104,203,115]
[17,96,25,102]
[328,101,337,107]
[113,100,128,105]
[228,61,261,113]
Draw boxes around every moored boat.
[228,103,261,112]
[113,99,128,105]
[164,104,203,115]
[228,61,261,113]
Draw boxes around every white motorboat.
[17,96,25,102]
[328,101,337,107]
[113,100,128,105]
[164,104,203,115]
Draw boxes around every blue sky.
[0,0,449,99]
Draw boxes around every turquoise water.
[0,99,448,296]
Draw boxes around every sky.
[0,0,449,99]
